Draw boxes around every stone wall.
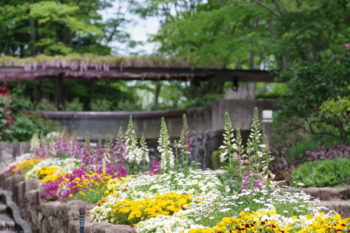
[29,99,276,140]
[0,174,135,233]
[0,142,30,173]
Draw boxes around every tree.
[0,0,130,56]
[277,49,350,143]
[131,0,350,70]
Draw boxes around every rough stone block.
[25,179,40,193]
[66,200,94,221]
[91,222,135,233]
[16,181,25,207]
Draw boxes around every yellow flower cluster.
[297,212,350,233]
[189,210,350,233]
[11,157,42,174]
[104,177,127,196]
[36,166,60,179]
[41,173,66,184]
[190,212,287,233]
[109,192,192,225]
[60,172,112,197]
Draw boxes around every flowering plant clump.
[241,108,274,190]
[6,156,42,175]
[189,210,350,233]
[219,109,274,190]
[108,192,192,224]
[41,165,127,200]
[36,166,60,179]
[90,169,223,223]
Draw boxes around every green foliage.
[9,114,58,142]
[255,83,289,99]
[70,185,106,204]
[287,140,318,163]
[0,90,58,141]
[133,1,350,69]
[0,96,12,140]
[90,99,113,111]
[35,98,56,111]
[277,50,350,143]
[211,149,226,170]
[321,97,350,117]
[292,158,350,187]
[0,0,126,56]
[64,98,84,111]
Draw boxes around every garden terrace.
[0,55,277,82]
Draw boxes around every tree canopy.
[131,0,350,69]
[0,0,129,56]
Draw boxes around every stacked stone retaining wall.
[0,174,135,233]
[0,143,30,174]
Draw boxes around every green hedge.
[292,158,350,187]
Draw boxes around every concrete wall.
[32,99,276,140]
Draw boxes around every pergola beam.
[0,66,278,82]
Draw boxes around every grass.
[69,185,107,204]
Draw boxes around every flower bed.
[3,112,350,232]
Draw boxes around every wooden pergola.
[0,66,276,82]
[0,55,281,109]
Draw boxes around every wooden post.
[55,78,64,110]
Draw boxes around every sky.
[101,1,160,55]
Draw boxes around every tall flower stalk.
[219,112,238,174]
[139,133,150,167]
[158,117,174,171]
[241,108,273,190]
[114,127,126,164]
[176,114,192,169]
[125,116,139,164]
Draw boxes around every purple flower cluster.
[240,154,264,190]
[41,165,127,200]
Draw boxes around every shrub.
[64,98,84,111]
[287,140,318,163]
[90,98,113,111]
[292,158,350,187]
[303,144,350,162]
[35,98,56,111]
[9,114,58,141]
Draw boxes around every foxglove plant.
[176,114,192,168]
[113,127,126,164]
[30,133,40,152]
[139,133,150,166]
[125,117,139,164]
[241,108,273,190]
[158,117,174,171]
[219,113,239,174]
